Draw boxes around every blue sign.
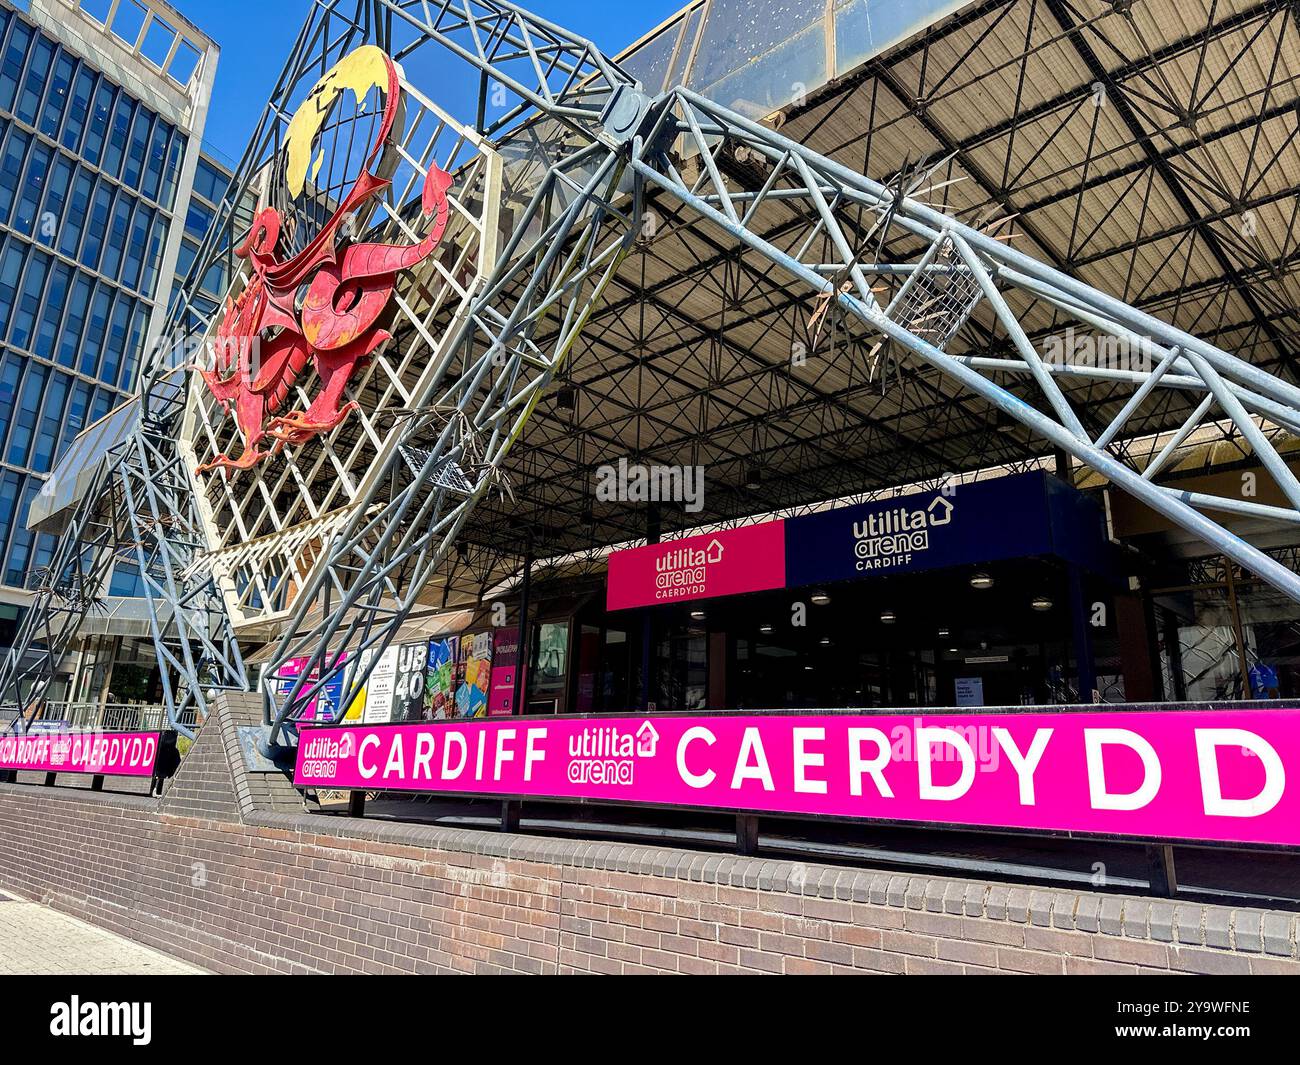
[1250,663,1279,697]
[784,471,1112,587]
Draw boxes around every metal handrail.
[0,702,171,733]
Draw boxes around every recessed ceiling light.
[970,572,994,590]
[880,610,897,624]
[1031,595,1053,611]
[689,609,706,620]
[938,627,950,638]
[810,591,831,605]
[759,623,773,634]
[819,636,831,645]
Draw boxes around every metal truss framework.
[0,378,248,735]
[4,0,1300,745]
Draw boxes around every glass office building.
[0,0,217,645]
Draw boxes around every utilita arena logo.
[567,720,659,785]
[654,538,725,600]
[853,496,953,571]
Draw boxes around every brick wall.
[0,695,1297,974]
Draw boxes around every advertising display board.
[392,641,428,722]
[454,632,493,718]
[296,708,1300,848]
[1,729,160,777]
[426,637,457,719]
[607,522,787,611]
[488,628,520,717]
[606,472,1116,609]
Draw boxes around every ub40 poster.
[454,631,493,718]
[392,641,428,722]
[426,637,456,719]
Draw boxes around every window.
[58,382,93,457]
[33,261,71,358]
[175,237,198,280]
[31,371,69,472]
[142,121,169,201]
[0,240,25,339]
[79,286,112,378]
[62,67,96,152]
[13,32,51,124]
[7,362,47,466]
[58,168,93,259]
[102,95,135,177]
[12,139,51,236]
[192,158,228,204]
[185,199,214,241]
[57,275,92,368]
[0,472,23,579]
[101,194,134,280]
[0,355,22,450]
[140,214,168,294]
[122,106,153,189]
[118,303,149,390]
[82,81,116,166]
[101,296,132,386]
[39,50,75,138]
[38,155,73,247]
[201,258,227,298]
[122,204,152,290]
[0,21,33,114]
[0,128,29,224]
[159,130,185,208]
[5,479,41,587]
[80,182,115,270]
[8,248,49,350]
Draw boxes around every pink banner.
[0,730,160,777]
[295,709,1300,847]
[606,522,786,611]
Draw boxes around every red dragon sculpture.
[197,47,453,475]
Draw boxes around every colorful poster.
[454,631,492,718]
[343,649,372,722]
[426,638,456,719]
[274,656,319,721]
[487,627,520,717]
[392,641,428,722]
[298,708,1300,848]
[316,653,349,723]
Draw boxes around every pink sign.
[294,709,1300,847]
[0,730,160,777]
[606,522,786,611]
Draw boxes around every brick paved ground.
[0,888,205,975]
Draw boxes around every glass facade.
[0,3,188,592]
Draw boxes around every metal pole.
[512,538,533,717]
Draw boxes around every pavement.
[0,889,206,974]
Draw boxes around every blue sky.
[182,0,687,165]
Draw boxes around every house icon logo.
[705,539,724,564]
[927,496,954,526]
[636,720,659,757]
